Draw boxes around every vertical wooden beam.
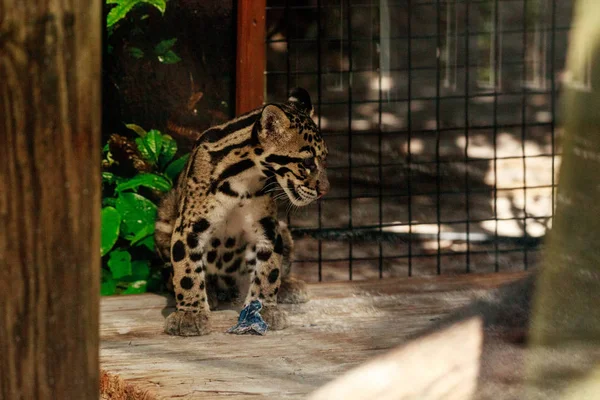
[236,0,266,115]
[526,0,600,390]
[0,0,101,399]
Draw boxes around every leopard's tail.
[155,190,180,291]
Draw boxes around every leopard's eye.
[303,157,317,171]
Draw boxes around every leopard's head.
[258,88,329,206]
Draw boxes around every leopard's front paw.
[261,305,289,330]
[164,310,211,336]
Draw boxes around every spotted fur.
[155,88,329,336]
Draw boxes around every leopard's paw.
[164,310,211,336]
[261,305,289,330]
[278,276,309,304]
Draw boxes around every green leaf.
[115,193,157,240]
[126,123,147,137]
[115,173,172,193]
[101,207,121,256]
[143,0,166,13]
[129,223,155,246]
[135,137,153,164]
[144,130,163,161]
[122,280,148,294]
[164,154,189,180]
[101,279,117,296]
[138,235,155,252]
[102,172,123,186]
[106,0,167,28]
[135,130,162,165]
[158,135,177,167]
[102,171,115,183]
[154,38,177,55]
[107,249,132,279]
[157,50,181,64]
[131,260,150,279]
[128,47,145,59]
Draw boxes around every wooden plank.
[100,272,526,399]
[235,0,266,115]
[0,0,101,399]
[308,318,483,400]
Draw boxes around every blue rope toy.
[227,300,268,335]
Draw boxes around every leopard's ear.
[287,87,313,117]
[259,104,292,145]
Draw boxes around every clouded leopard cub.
[155,88,329,336]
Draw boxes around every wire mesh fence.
[265,0,575,282]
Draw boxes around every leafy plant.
[153,38,182,64]
[102,0,189,296]
[105,0,181,64]
[101,125,189,295]
[106,0,166,28]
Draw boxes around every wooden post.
[526,0,600,390]
[0,0,101,399]
[236,0,266,115]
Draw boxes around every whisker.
[273,192,289,202]
[261,182,280,191]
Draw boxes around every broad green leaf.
[126,123,147,137]
[115,192,157,239]
[135,130,162,165]
[107,249,132,279]
[164,154,189,180]
[129,223,155,246]
[135,137,153,164]
[118,260,151,283]
[122,280,148,294]
[106,0,167,28]
[115,173,172,193]
[101,207,121,256]
[138,235,155,252]
[129,47,145,59]
[142,0,166,13]
[102,172,123,186]
[131,260,150,279]
[101,279,117,296]
[154,38,177,55]
[144,130,163,162]
[157,50,181,64]
[158,135,177,167]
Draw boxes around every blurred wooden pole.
[236,0,266,115]
[0,0,101,398]
[526,0,600,390]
